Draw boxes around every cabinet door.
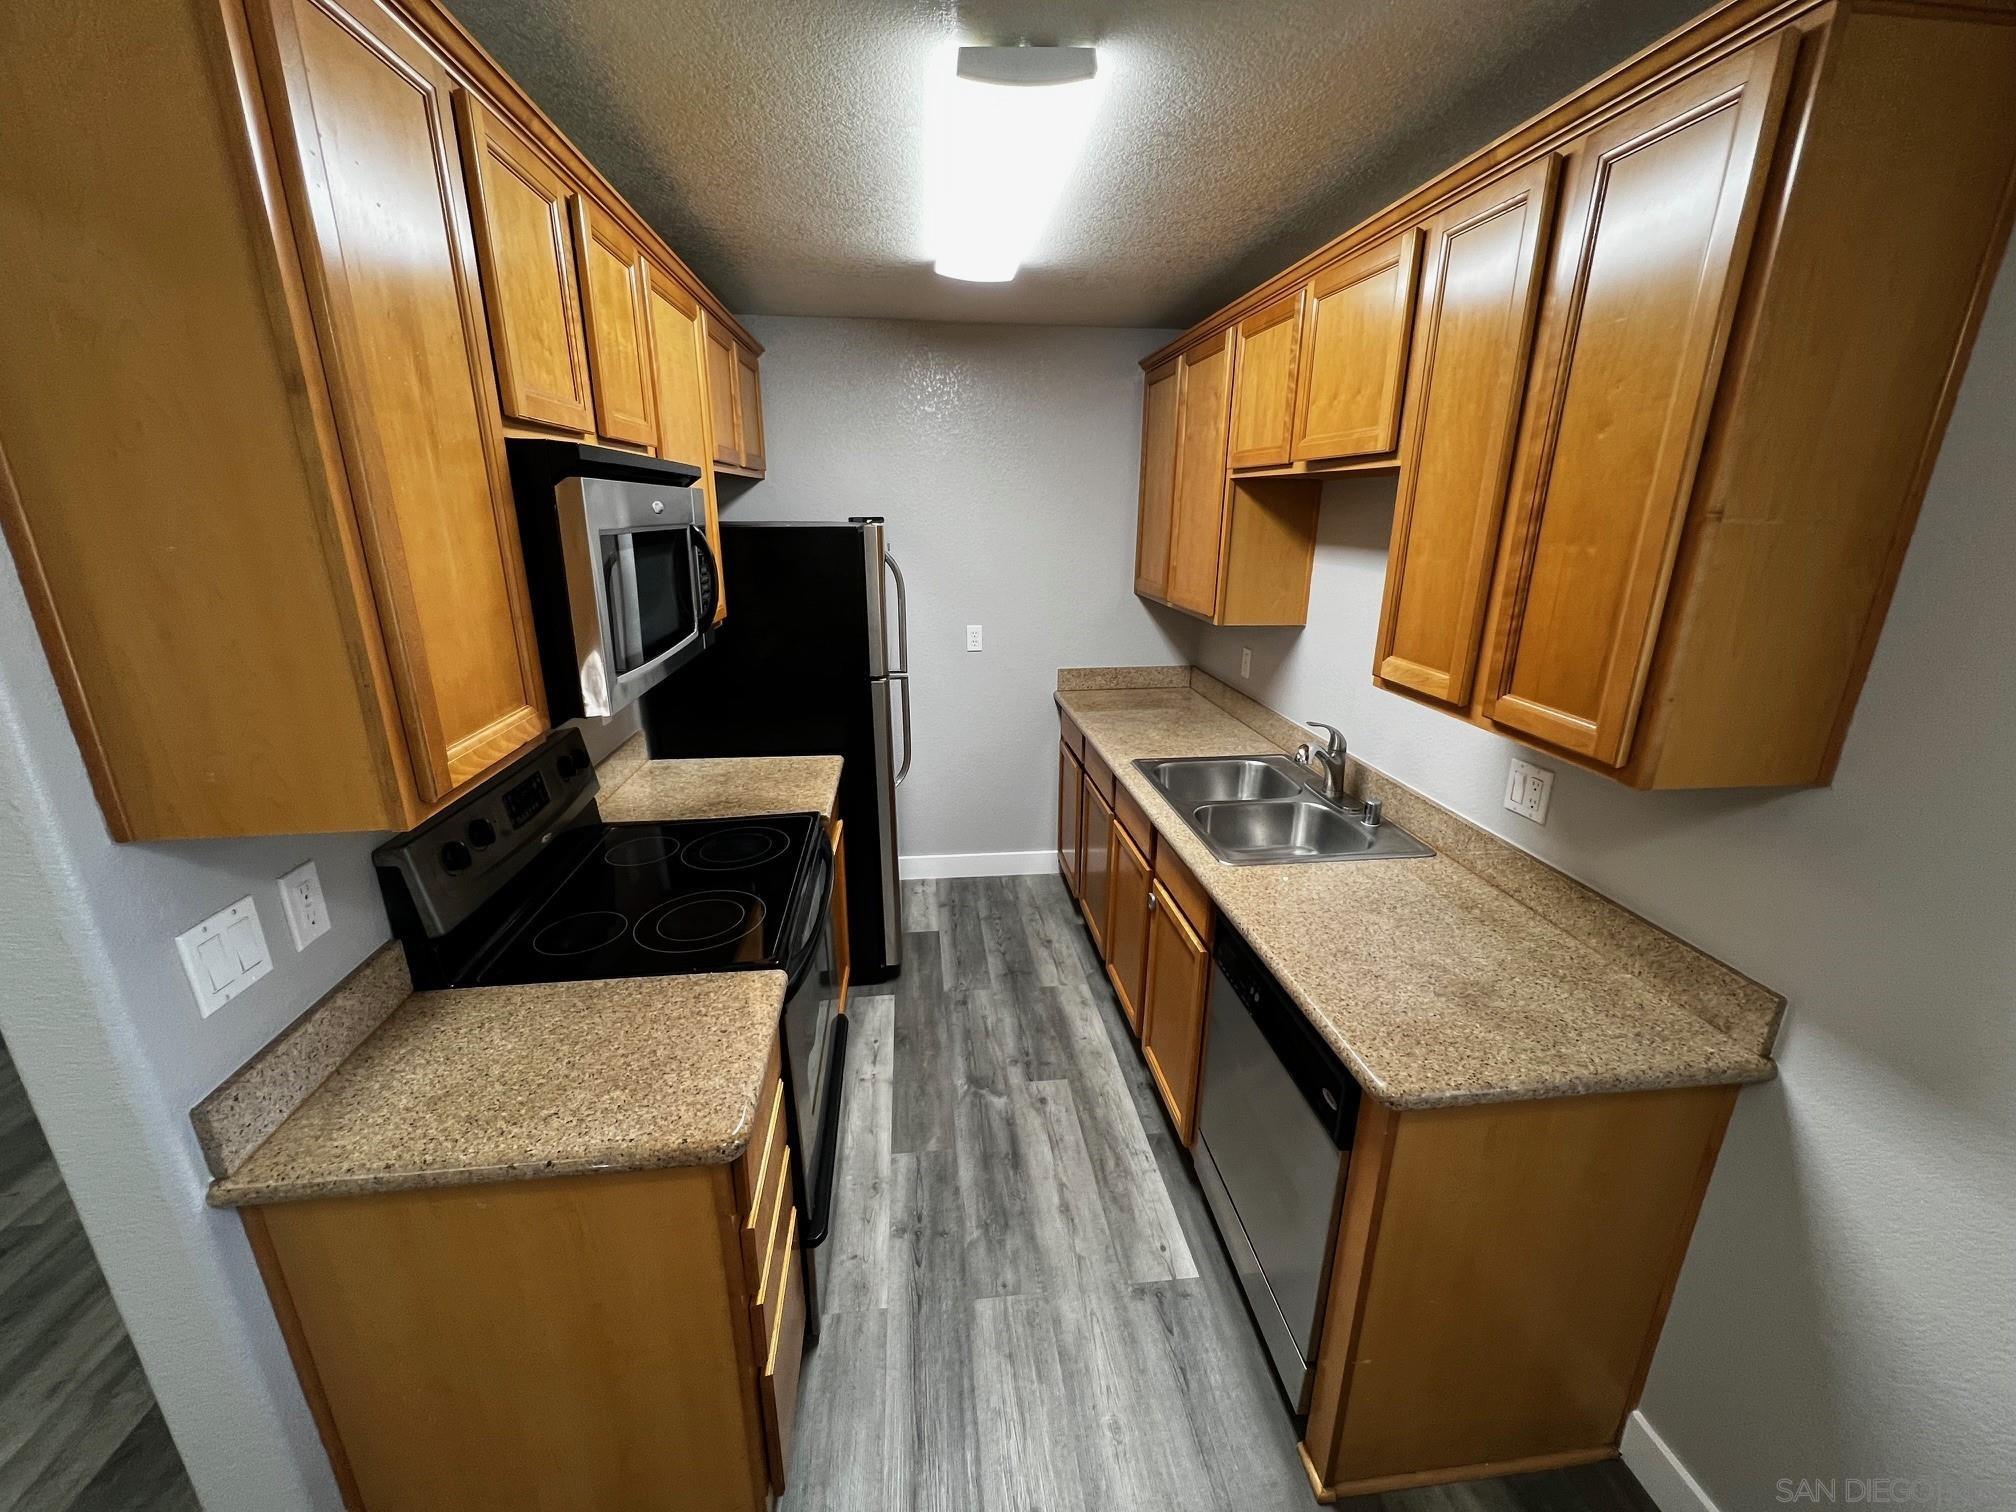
[1483,36,1795,766]
[644,266,724,624]
[259,0,546,802]
[1292,230,1421,461]
[735,345,765,473]
[1374,158,1558,706]
[1134,357,1181,598]
[452,94,594,432]
[1105,822,1152,1036]
[571,196,657,446]
[1057,742,1083,895]
[703,313,742,468]
[1080,776,1114,956]
[1141,883,1210,1145]
[1228,288,1305,470]
[1164,330,1233,618]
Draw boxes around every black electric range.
[372,728,845,1324]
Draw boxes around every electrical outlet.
[1240,646,1253,679]
[174,896,272,1017]
[1503,757,1555,825]
[279,860,331,951]
[965,624,983,652]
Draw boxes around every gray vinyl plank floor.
[0,1037,199,1512]
[786,873,1661,1512]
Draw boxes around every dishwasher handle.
[1212,926,1360,1150]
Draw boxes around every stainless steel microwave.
[507,441,719,720]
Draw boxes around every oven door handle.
[784,826,837,996]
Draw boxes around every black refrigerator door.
[642,521,901,982]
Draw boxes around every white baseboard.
[899,850,1058,880]
[1622,1412,1721,1512]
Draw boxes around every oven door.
[777,831,842,1333]
[556,476,718,716]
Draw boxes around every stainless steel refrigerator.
[641,519,909,983]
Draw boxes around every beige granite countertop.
[598,741,843,825]
[208,971,785,1206]
[1058,683,1778,1110]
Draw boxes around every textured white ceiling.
[441,0,1708,328]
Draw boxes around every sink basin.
[1133,755,1434,866]
[1191,799,1434,865]
[1136,755,1303,805]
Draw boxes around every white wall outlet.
[278,860,331,951]
[1240,646,1253,679]
[1503,757,1555,825]
[174,896,273,1017]
[965,624,983,652]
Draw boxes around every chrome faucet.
[1294,721,1350,805]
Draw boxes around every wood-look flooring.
[0,1037,199,1512]
[785,873,1662,1512]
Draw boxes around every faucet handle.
[1305,721,1346,758]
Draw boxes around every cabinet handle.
[1147,893,1158,912]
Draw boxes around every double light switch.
[174,896,273,1018]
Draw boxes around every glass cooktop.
[472,812,822,986]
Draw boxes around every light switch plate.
[1240,646,1253,679]
[1503,757,1555,825]
[175,896,272,1017]
[278,861,331,951]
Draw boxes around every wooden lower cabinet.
[1139,879,1213,1145]
[245,1045,803,1512]
[1103,822,1153,1034]
[1299,1084,1736,1499]
[1079,771,1115,957]
[1057,741,1084,895]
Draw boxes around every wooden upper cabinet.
[1374,158,1559,707]
[1228,289,1305,470]
[704,314,742,468]
[263,0,546,802]
[1292,230,1421,461]
[1481,36,1796,767]
[1134,357,1181,598]
[572,196,657,447]
[735,345,765,473]
[1164,330,1233,617]
[644,266,708,468]
[453,93,594,433]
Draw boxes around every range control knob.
[439,840,473,875]
[467,818,497,849]
[556,750,585,780]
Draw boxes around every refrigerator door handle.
[883,547,910,676]
[893,672,913,787]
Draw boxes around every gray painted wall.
[730,316,1191,866]
[1184,256,2016,1507]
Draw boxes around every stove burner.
[604,835,681,868]
[634,891,766,953]
[684,825,791,872]
[529,910,628,958]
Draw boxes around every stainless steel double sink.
[1134,755,1433,866]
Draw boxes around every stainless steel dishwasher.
[1193,924,1360,1410]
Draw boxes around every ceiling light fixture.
[924,44,1106,283]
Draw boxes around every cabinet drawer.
[1082,742,1115,804]
[1153,839,1214,942]
[1115,782,1156,858]
[1058,709,1084,759]
[751,1163,796,1350]
[759,1206,805,1492]
[735,1046,784,1215]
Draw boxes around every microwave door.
[606,534,645,673]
